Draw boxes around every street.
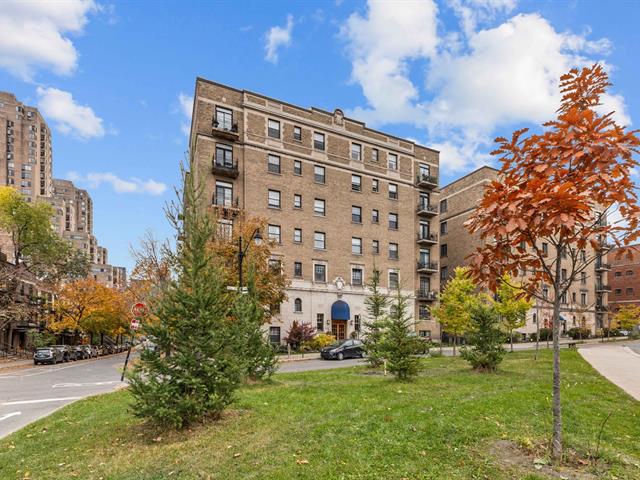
[0,353,128,439]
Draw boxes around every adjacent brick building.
[439,166,609,338]
[189,78,442,343]
[609,244,640,315]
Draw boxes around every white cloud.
[341,2,630,173]
[176,92,193,136]
[342,0,439,125]
[264,14,294,64]
[36,86,105,139]
[0,0,97,80]
[67,171,167,196]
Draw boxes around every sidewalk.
[579,342,640,401]
[0,358,34,373]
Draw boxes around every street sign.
[130,319,141,331]
[131,302,148,319]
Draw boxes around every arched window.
[294,298,302,313]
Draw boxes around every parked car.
[34,347,64,365]
[51,345,72,362]
[84,345,98,358]
[73,346,89,360]
[105,345,116,354]
[320,339,364,360]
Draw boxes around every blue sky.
[0,0,638,271]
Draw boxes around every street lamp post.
[238,228,263,291]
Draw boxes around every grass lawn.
[1,350,639,480]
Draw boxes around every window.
[389,243,398,259]
[268,189,281,208]
[560,292,567,304]
[268,154,281,174]
[314,198,326,216]
[388,183,398,200]
[372,240,379,254]
[293,126,302,141]
[440,199,448,213]
[269,259,281,274]
[294,194,302,209]
[542,242,549,255]
[615,271,622,277]
[314,132,325,150]
[294,228,302,243]
[215,106,233,130]
[614,288,622,295]
[372,148,379,163]
[215,144,233,167]
[268,119,281,138]
[388,153,398,170]
[352,206,362,223]
[351,143,362,161]
[214,181,233,206]
[580,272,586,284]
[440,244,448,257]
[217,220,233,240]
[572,292,577,303]
[293,160,302,175]
[352,268,363,286]
[294,262,303,277]
[581,292,587,305]
[314,232,326,250]
[388,213,398,230]
[372,179,379,192]
[351,174,362,192]
[561,268,567,281]
[269,326,281,345]
[580,250,586,262]
[626,270,634,276]
[354,314,361,332]
[294,298,302,313]
[371,209,379,223]
[352,237,362,255]
[627,287,634,295]
[268,224,281,243]
[389,271,399,289]
[561,247,567,259]
[316,313,325,331]
[314,165,325,183]
[314,264,327,282]
[440,266,448,281]
[440,221,448,235]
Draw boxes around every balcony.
[212,197,240,219]
[416,203,438,217]
[595,262,611,271]
[212,120,239,140]
[416,173,438,189]
[417,232,438,245]
[212,159,239,179]
[416,289,438,301]
[596,303,610,312]
[595,284,611,293]
[417,261,439,273]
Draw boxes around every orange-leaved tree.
[465,64,640,461]
[49,278,129,343]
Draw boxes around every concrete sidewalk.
[579,342,640,401]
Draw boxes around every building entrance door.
[331,320,347,340]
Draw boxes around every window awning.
[331,300,350,321]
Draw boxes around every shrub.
[533,328,553,342]
[302,332,335,351]
[566,327,591,340]
[284,321,316,351]
[460,303,506,372]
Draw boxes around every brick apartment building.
[439,166,610,338]
[189,78,442,343]
[609,244,640,315]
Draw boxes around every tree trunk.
[535,311,540,361]
[452,335,456,356]
[510,330,514,352]
[551,295,562,461]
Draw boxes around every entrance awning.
[331,300,350,321]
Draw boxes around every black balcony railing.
[212,120,239,139]
[595,262,611,271]
[417,261,439,272]
[417,233,438,243]
[595,284,611,292]
[416,203,437,215]
[416,290,438,301]
[212,159,239,178]
[212,196,240,209]
[416,173,438,187]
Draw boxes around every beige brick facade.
[440,166,609,338]
[190,78,441,342]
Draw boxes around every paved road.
[0,353,129,439]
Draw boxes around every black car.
[73,346,89,360]
[320,339,365,360]
[51,345,72,362]
[34,347,64,365]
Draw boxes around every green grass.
[1,350,639,479]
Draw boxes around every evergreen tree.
[128,169,244,428]
[460,303,506,372]
[362,266,388,367]
[379,286,422,380]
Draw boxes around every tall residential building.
[609,244,640,315]
[189,78,441,343]
[0,92,53,202]
[439,166,609,338]
[51,178,96,260]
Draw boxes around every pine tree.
[128,169,244,428]
[460,303,507,372]
[362,266,388,368]
[379,286,422,380]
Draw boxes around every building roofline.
[440,165,500,191]
[194,77,440,155]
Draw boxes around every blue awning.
[331,300,350,321]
